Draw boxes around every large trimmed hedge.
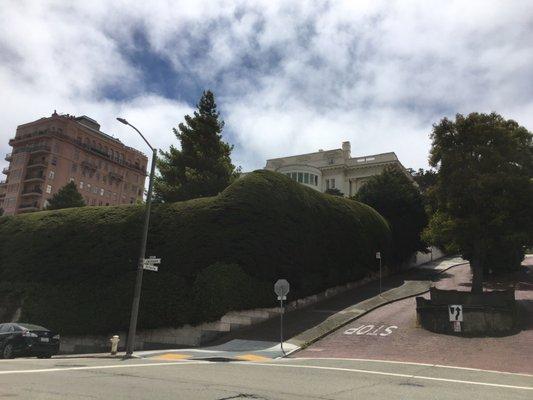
[0,170,390,335]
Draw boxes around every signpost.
[376,252,382,294]
[274,279,290,355]
[143,256,161,272]
[448,304,463,332]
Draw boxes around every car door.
[0,324,8,345]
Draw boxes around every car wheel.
[2,343,15,359]
[37,354,52,359]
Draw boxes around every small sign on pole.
[375,252,381,259]
[143,256,161,272]
[452,321,461,332]
[274,279,290,356]
[448,305,463,322]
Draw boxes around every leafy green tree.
[154,90,239,202]
[325,188,344,196]
[353,166,428,266]
[423,112,533,293]
[408,168,438,194]
[46,181,85,210]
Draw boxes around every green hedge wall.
[0,170,391,335]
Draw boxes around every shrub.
[0,170,390,335]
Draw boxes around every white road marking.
[0,360,209,375]
[237,362,533,391]
[286,357,533,378]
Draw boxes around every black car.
[0,323,60,359]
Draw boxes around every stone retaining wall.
[416,287,519,336]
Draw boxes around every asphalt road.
[0,356,531,399]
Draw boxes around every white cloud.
[1,0,532,176]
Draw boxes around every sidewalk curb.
[285,260,469,355]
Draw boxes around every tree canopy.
[154,90,239,202]
[353,166,428,266]
[45,181,85,210]
[423,112,533,293]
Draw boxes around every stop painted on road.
[343,324,397,337]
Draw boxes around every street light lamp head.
[116,117,129,125]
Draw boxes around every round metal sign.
[274,279,290,297]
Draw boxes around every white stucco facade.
[264,141,410,196]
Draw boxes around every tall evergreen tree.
[154,91,239,202]
[46,181,85,210]
[423,112,533,293]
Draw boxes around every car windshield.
[17,323,48,331]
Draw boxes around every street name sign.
[375,252,381,259]
[448,305,463,322]
[274,279,290,301]
[143,256,161,272]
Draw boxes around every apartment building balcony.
[108,171,124,182]
[29,145,51,154]
[27,159,48,168]
[18,202,39,212]
[81,160,97,171]
[2,167,9,175]
[23,173,45,183]
[5,153,12,162]
[21,187,43,197]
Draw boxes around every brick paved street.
[295,260,533,375]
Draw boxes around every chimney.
[342,141,351,157]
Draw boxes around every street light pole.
[116,117,157,358]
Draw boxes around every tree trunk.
[471,241,484,294]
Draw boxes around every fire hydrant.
[109,335,120,355]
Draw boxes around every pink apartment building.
[0,112,148,215]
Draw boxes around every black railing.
[22,187,43,195]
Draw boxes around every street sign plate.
[143,264,158,272]
[448,305,463,322]
[274,279,290,298]
[452,321,461,332]
[143,258,161,265]
[376,252,381,259]
[277,295,287,301]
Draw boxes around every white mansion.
[264,141,410,196]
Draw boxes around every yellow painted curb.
[235,354,270,362]
[151,353,190,360]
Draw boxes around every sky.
[1,0,532,173]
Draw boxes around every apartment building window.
[103,176,107,184]
[95,172,100,181]
[48,170,55,180]
[93,186,98,194]
[100,188,104,196]
[46,185,52,194]
[331,178,336,188]
[87,183,91,191]
[80,181,84,189]
[71,163,78,172]
[51,157,57,166]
